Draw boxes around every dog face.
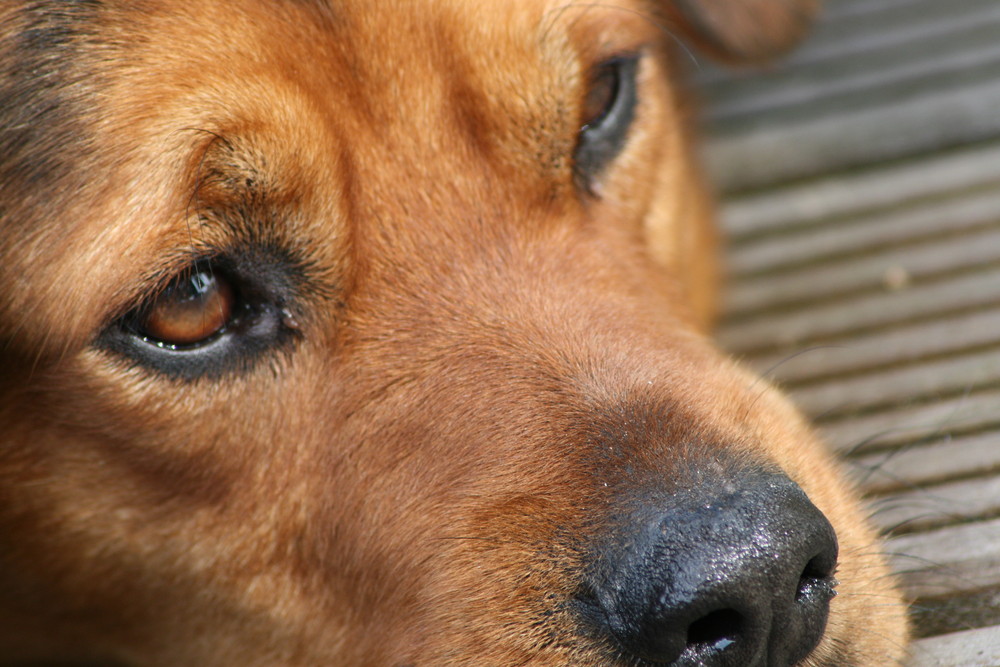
[0,1,908,665]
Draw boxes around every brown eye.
[575,55,639,188]
[99,250,305,380]
[139,270,234,346]
[582,64,620,129]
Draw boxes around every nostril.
[687,608,743,653]
[796,554,838,602]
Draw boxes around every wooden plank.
[705,78,1000,192]
[870,473,1000,534]
[852,430,1000,494]
[912,590,1000,646]
[724,227,1000,319]
[789,348,1000,418]
[727,188,1000,278]
[887,519,1000,641]
[719,142,1000,240]
[721,268,1000,356]
[707,24,1000,125]
[748,308,1000,386]
[823,0,931,21]
[888,517,1000,600]
[707,24,1000,118]
[823,0,930,20]
[889,515,1000,563]
[696,0,998,88]
[909,626,1000,667]
[819,389,1000,453]
[780,0,1000,69]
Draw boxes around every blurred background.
[697,0,1000,663]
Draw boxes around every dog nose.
[581,470,838,666]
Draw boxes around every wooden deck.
[700,0,1000,663]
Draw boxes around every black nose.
[580,469,838,666]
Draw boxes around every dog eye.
[138,270,234,347]
[574,55,639,189]
[99,253,303,380]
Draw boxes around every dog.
[0,1,909,664]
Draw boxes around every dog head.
[0,1,907,665]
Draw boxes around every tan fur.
[0,1,907,664]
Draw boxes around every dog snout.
[580,469,838,666]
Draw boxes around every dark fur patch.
[0,1,103,226]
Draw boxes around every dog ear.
[657,0,820,64]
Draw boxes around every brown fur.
[0,1,907,664]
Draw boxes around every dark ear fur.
[658,0,820,64]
